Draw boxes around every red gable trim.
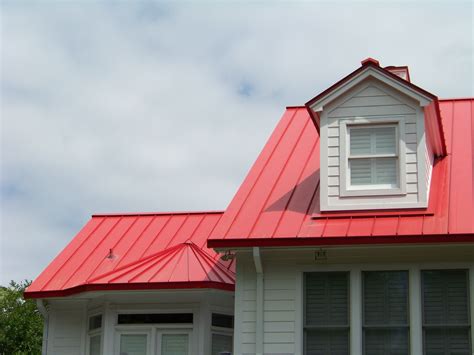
[207,234,474,249]
[24,281,235,299]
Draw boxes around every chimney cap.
[361,57,380,66]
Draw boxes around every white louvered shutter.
[304,272,349,355]
[120,334,147,355]
[349,126,398,187]
[161,334,189,355]
[422,270,471,355]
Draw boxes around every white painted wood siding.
[47,305,86,355]
[320,79,432,211]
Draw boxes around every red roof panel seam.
[137,215,173,260]
[220,109,298,238]
[163,214,193,249]
[101,248,174,284]
[247,116,312,238]
[346,217,353,237]
[60,216,123,289]
[88,244,183,283]
[297,180,320,238]
[40,217,107,291]
[447,102,456,234]
[369,216,376,237]
[139,247,183,283]
[86,216,140,281]
[395,216,400,236]
[199,215,222,251]
[113,216,157,270]
[188,246,210,282]
[190,245,234,283]
[165,246,188,283]
[271,131,320,238]
[178,214,206,248]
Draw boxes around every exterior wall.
[42,290,234,355]
[45,300,86,355]
[234,245,474,355]
[320,78,432,211]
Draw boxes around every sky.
[0,1,472,285]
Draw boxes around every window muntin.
[348,124,399,188]
[421,270,471,355]
[362,271,409,355]
[304,272,349,355]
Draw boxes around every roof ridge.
[92,211,224,217]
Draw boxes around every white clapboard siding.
[47,308,85,355]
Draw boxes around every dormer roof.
[305,58,447,156]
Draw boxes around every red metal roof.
[208,99,474,249]
[25,212,234,298]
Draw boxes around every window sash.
[304,272,350,355]
[347,124,399,189]
[421,269,471,355]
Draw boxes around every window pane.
[89,314,102,331]
[305,329,349,355]
[212,313,234,329]
[161,334,188,355]
[424,328,470,355]
[89,335,101,355]
[350,128,372,155]
[350,158,372,185]
[118,313,193,324]
[120,334,147,355]
[305,272,349,326]
[212,334,233,355]
[422,270,469,325]
[374,158,397,185]
[363,271,408,326]
[374,126,396,155]
[364,329,408,355]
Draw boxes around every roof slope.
[208,99,474,248]
[25,212,234,298]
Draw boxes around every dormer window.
[306,58,447,212]
[340,119,406,197]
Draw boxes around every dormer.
[306,58,447,211]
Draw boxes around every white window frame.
[114,329,152,355]
[87,313,103,355]
[210,311,234,355]
[340,117,407,197]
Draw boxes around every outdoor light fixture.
[220,251,235,261]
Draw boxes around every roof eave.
[24,281,235,299]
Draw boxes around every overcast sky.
[1,1,472,285]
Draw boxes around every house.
[25,58,474,355]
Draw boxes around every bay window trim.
[340,117,407,197]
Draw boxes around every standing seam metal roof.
[207,99,474,248]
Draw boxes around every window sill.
[340,186,406,197]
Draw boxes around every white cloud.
[1,0,472,284]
